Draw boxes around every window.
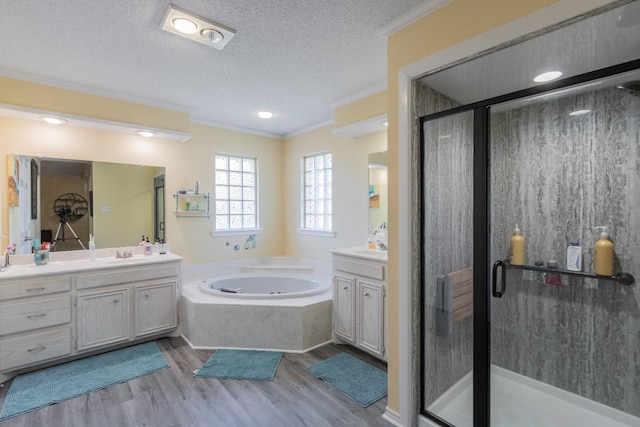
[302,152,332,232]
[214,154,257,231]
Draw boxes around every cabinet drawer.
[76,264,179,290]
[0,276,71,301]
[0,295,71,336]
[333,257,385,281]
[0,327,72,372]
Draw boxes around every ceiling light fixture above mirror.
[162,4,236,50]
[136,130,156,138]
[40,116,67,125]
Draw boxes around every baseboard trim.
[383,406,403,427]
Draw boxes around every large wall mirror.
[368,151,388,246]
[7,155,165,254]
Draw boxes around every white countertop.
[0,248,183,280]
[329,246,388,262]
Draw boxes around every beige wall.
[0,95,283,264]
[92,162,160,248]
[283,126,386,261]
[385,0,619,416]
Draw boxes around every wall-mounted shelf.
[505,262,635,285]
[492,260,635,298]
[173,193,210,217]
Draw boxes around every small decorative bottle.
[545,260,562,286]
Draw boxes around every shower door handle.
[492,260,505,298]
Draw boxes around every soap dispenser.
[594,226,615,276]
[510,224,525,265]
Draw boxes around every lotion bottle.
[510,224,525,265]
[566,242,582,271]
[89,234,96,261]
[594,226,615,276]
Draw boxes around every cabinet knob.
[145,294,150,298]
[113,299,119,303]
[364,293,370,297]
[343,286,348,290]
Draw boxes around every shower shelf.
[503,262,635,286]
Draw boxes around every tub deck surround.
[0,248,182,383]
[180,257,332,352]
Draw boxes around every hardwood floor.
[0,337,391,427]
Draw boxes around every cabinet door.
[134,281,177,337]
[77,288,130,351]
[333,274,356,342]
[357,279,385,358]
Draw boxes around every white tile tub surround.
[423,366,640,427]
[180,257,332,352]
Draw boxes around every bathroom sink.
[355,249,388,260]
[101,257,148,264]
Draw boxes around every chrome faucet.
[116,250,133,259]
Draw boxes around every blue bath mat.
[306,352,387,407]
[195,349,283,381]
[0,341,169,420]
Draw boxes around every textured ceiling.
[0,0,427,138]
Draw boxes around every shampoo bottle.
[566,242,582,271]
[510,224,525,265]
[594,226,615,276]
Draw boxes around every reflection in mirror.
[369,151,388,248]
[8,155,164,254]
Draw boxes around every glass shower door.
[421,109,476,426]
[488,75,640,426]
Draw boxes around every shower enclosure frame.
[418,57,640,427]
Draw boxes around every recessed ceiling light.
[172,17,198,34]
[40,116,67,125]
[136,130,156,138]
[162,5,236,50]
[569,109,591,116]
[257,111,274,119]
[533,71,563,83]
[201,28,224,44]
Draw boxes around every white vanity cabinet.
[75,262,179,353]
[0,253,181,381]
[331,250,387,360]
[0,275,73,372]
[134,280,178,338]
[76,287,130,351]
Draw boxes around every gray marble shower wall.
[416,81,640,416]
[490,85,640,416]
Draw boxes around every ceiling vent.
[162,4,236,50]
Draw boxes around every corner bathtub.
[180,258,332,352]
[200,273,328,299]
